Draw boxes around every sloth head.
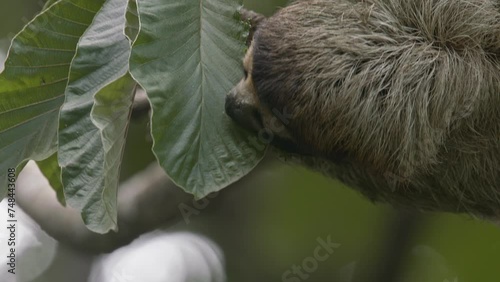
[225,41,317,157]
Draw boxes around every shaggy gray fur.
[249,0,500,217]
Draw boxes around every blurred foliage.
[1,0,500,281]
[242,166,500,281]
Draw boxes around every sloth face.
[225,45,262,133]
[225,43,311,155]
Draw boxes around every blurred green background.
[1,1,500,282]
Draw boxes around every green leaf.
[43,0,61,10]
[37,153,65,205]
[58,0,133,233]
[0,0,105,199]
[130,0,266,198]
[125,0,139,43]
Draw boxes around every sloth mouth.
[225,93,318,157]
[225,92,264,132]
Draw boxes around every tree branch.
[16,161,192,253]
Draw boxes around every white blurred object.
[88,231,226,282]
[0,194,58,282]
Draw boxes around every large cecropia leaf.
[37,153,65,205]
[130,0,266,198]
[42,0,61,10]
[0,0,105,199]
[125,0,139,43]
[58,0,134,233]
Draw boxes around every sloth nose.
[225,90,263,132]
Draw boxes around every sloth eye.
[243,69,248,79]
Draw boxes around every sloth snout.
[225,89,263,132]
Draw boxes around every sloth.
[225,0,500,219]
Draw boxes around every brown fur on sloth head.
[226,0,500,218]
